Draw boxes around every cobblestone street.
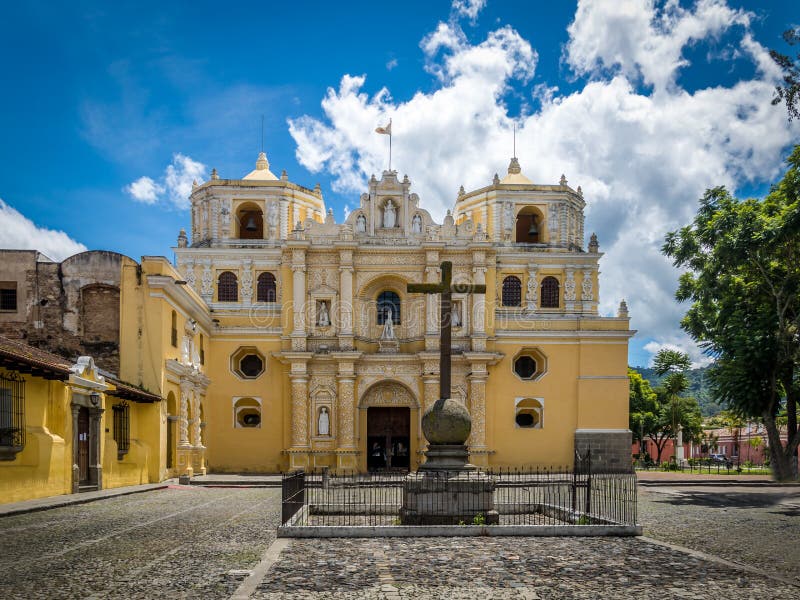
[0,486,280,600]
[2,483,799,599]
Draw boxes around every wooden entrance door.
[78,407,90,485]
[367,407,410,471]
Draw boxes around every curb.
[639,480,798,487]
[0,483,171,518]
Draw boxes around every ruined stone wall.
[0,250,127,375]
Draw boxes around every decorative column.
[471,264,487,351]
[467,372,488,467]
[336,374,357,470]
[288,358,310,470]
[339,251,354,349]
[179,380,191,447]
[526,266,538,312]
[291,250,307,351]
[581,268,595,313]
[564,268,577,312]
[200,260,213,303]
[190,389,201,448]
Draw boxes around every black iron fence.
[280,454,637,527]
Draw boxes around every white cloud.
[566,0,752,92]
[125,176,164,204]
[0,199,87,261]
[288,1,799,364]
[125,153,207,210]
[452,0,487,21]
[386,58,398,71]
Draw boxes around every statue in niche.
[381,307,396,340]
[318,406,330,436]
[451,301,461,328]
[383,199,396,228]
[317,301,331,327]
[267,202,278,237]
[356,213,366,232]
[411,213,422,233]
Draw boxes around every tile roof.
[0,335,160,403]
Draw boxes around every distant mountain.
[631,365,723,417]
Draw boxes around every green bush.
[472,513,486,526]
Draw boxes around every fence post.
[584,449,591,517]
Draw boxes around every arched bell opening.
[515,207,543,243]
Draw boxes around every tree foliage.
[629,355,703,463]
[770,28,800,121]
[662,146,800,481]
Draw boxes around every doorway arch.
[359,381,419,471]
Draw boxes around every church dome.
[243,151,278,181]
[500,157,532,185]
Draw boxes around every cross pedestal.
[400,261,498,524]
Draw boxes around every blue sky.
[1,0,798,367]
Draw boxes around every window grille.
[218,271,238,302]
[257,272,277,302]
[377,291,401,325]
[0,372,25,457]
[502,276,522,307]
[113,402,130,459]
[0,283,17,311]
[541,277,560,308]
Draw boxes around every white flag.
[375,120,392,135]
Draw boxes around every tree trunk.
[763,411,800,481]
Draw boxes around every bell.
[245,216,257,231]
[527,218,538,237]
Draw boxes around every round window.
[240,354,264,378]
[514,356,537,379]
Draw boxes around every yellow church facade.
[1,149,634,503]
[157,151,634,474]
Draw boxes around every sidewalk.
[0,481,173,518]
[636,470,790,486]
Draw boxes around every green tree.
[629,368,658,457]
[770,28,800,121]
[663,148,800,481]
[631,352,703,463]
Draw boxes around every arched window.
[237,206,264,239]
[515,211,540,243]
[377,291,401,325]
[515,398,543,429]
[257,272,276,302]
[502,276,522,307]
[218,271,238,302]
[233,397,262,428]
[540,276,560,308]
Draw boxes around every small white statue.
[318,301,331,327]
[451,302,461,328]
[383,200,396,228]
[268,202,278,227]
[356,213,366,232]
[381,307,395,339]
[318,406,330,436]
[411,213,422,233]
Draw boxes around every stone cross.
[408,261,486,400]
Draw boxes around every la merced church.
[0,147,634,500]
[170,150,633,474]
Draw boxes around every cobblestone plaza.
[1,483,798,599]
